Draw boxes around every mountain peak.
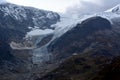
[0,2,60,30]
[106,4,120,14]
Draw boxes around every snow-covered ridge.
[42,4,120,49]
[51,13,94,39]
[0,3,27,20]
[94,5,120,24]
[52,4,120,39]
[0,3,59,20]
[0,3,60,29]
[106,4,120,14]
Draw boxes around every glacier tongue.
[26,28,54,38]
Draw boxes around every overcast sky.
[6,0,80,12]
[1,0,120,13]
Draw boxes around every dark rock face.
[93,56,120,80]
[0,27,25,42]
[0,40,14,63]
[0,27,24,63]
[0,26,30,77]
[48,17,113,60]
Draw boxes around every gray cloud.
[66,0,120,15]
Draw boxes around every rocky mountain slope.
[0,2,60,59]
[0,2,60,80]
[1,2,120,80]
[38,7,120,79]
[38,16,120,80]
[48,17,113,60]
[39,53,111,80]
[0,3,60,31]
[93,56,120,80]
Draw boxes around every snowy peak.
[94,4,120,21]
[0,2,60,30]
[0,3,27,20]
[106,4,120,14]
[0,3,59,19]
